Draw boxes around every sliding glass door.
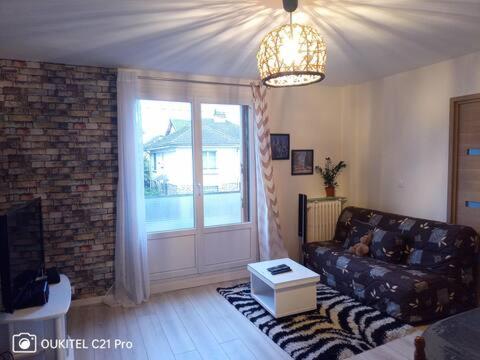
[139,91,257,279]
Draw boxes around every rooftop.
[145,119,240,151]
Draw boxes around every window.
[140,99,251,233]
[201,104,249,227]
[137,78,257,277]
[140,100,194,233]
[202,151,217,170]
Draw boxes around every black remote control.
[267,264,289,272]
[270,267,292,275]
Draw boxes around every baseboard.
[150,268,249,294]
[71,295,106,307]
[71,268,249,307]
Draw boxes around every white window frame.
[136,72,258,278]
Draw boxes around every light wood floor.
[68,280,291,360]
[68,280,420,360]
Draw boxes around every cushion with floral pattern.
[370,227,406,263]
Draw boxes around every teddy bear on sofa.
[348,232,373,257]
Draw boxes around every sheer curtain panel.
[114,69,150,306]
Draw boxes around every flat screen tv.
[0,198,45,313]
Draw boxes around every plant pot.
[325,186,335,197]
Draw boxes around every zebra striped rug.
[217,283,413,360]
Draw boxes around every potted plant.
[315,157,346,197]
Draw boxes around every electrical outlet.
[71,285,75,296]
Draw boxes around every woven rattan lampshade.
[257,23,327,87]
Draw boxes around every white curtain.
[114,69,150,306]
[251,83,288,260]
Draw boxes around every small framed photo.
[291,150,314,175]
[270,134,290,160]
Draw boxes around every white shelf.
[251,291,275,314]
[0,275,73,360]
[0,275,71,323]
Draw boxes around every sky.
[139,100,242,143]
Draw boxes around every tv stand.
[0,274,73,360]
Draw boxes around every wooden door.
[449,94,480,233]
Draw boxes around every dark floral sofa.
[303,206,480,324]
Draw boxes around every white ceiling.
[1,0,480,85]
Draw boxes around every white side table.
[247,258,319,318]
[0,274,73,360]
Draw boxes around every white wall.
[341,51,480,221]
[203,147,240,188]
[159,148,193,187]
[268,50,480,260]
[268,85,345,260]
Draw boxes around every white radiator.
[307,199,343,242]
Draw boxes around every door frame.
[447,93,480,223]
[137,76,258,280]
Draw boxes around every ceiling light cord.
[289,12,293,35]
[285,0,296,38]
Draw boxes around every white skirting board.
[71,268,249,307]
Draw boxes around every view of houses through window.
[140,100,249,233]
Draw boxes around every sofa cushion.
[403,227,466,277]
[343,219,372,249]
[370,227,406,264]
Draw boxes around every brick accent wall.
[0,59,117,298]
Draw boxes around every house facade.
[144,116,241,196]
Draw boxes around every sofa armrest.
[302,240,345,269]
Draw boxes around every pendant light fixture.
[257,0,327,87]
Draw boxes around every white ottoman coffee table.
[247,258,320,318]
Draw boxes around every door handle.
[467,149,480,155]
[465,201,480,208]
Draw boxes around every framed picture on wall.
[291,150,314,175]
[270,134,290,160]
